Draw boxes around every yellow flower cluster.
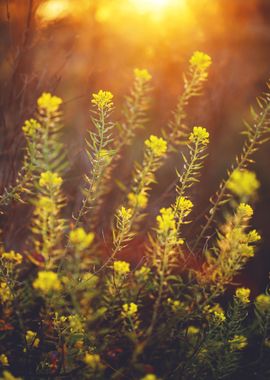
[187,326,200,335]
[84,353,103,369]
[156,207,176,234]
[0,282,12,303]
[113,260,130,275]
[22,118,41,137]
[69,228,95,251]
[141,375,158,380]
[235,287,250,304]
[145,135,167,157]
[255,294,270,312]
[117,206,133,221]
[33,271,62,294]
[0,354,8,366]
[228,335,248,351]
[189,51,212,71]
[167,298,183,312]
[91,90,114,110]
[128,192,148,209]
[1,251,23,264]
[204,304,226,322]
[36,196,55,212]
[237,203,253,218]
[227,169,260,199]
[189,126,210,145]
[67,314,85,333]
[1,371,22,380]
[175,196,194,220]
[26,330,40,348]
[37,92,63,113]
[134,68,152,82]
[122,302,138,317]
[39,171,63,188]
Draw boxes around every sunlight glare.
[131,0,175,13]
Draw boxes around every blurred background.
[0,0,270,292]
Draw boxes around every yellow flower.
[128,192,148,209]
[0,354,9,366]
[91,90,113,110]
[68,314,84,333]
[33,271,62,294]
[84,353,103,369]
[167,298,183,312]
[0,282,12,303]
[187,326,200,335]
[255,294,270,312]
[113,260,130,275]
[156,207,175,234]
[227,169,260,199]
[235,287,250,304]
[141,375,158,380]
[117,206,133,221]
[22,118,41,137]
[26,330,40,348]
[145,135,167,157]
[204,304,226,322]
[37,92,62,113]
[248,230,261,243]
[228,335,248,351]
[1,251,23,264]
[189,126,209,145]
[69,228,94,251]
[39,171,63,188]
[189,51,212,71]
[175,196,193,212]
[36,196,55,212]
[122,302,138,317]
[134,68,152,82]
[237,203,253,218]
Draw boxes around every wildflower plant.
[1,52,270,380]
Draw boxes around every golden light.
[131,0,177,13]
[37,0,71,22]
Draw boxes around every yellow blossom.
[189,51,212,71]
[167,298,183,312]
[84,353,103,369]
[0,354,8,366]
[227,169,260,199]
[22,118,41,137]
[122,302,138,317]
[204,304,226,322]
[156,207,175,234]
[113,260,130,275]
[187,326,200,335]
[91,90,113,110]
[255,294,270,312]
[26,330,40,348]
[1,251,23,264]
[37,92,62,113]
[141,375,158,380]
[68,314,84,333]
[237,203,253,218]
[117,206,133,221]
[39,171,63,188]
[189,126,209,145]
[145,135,167,157]
[33,271,62,294]
[36,196,55,212]
[69,228,94,251]
[235,287,250,304]
[248,230,261,243]
[128,192,148,209]
[228,335,248,351]
[0,282,12,303]
[134,68,152,82]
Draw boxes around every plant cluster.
[1,52,270,380]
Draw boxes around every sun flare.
[131,0,175,13]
